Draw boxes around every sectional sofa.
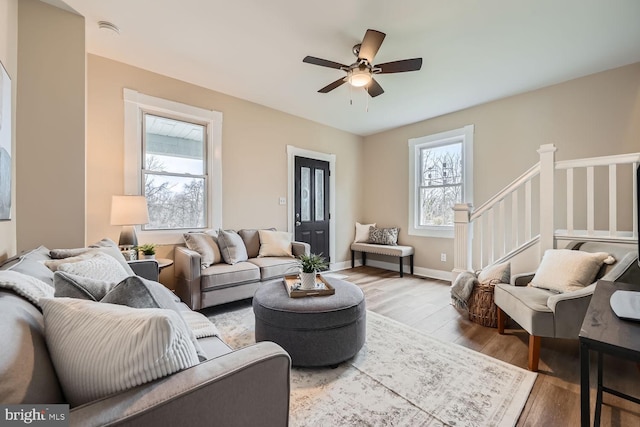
[0,243,291,427]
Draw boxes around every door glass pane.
[301,167,310,221]
[315,169,324,221]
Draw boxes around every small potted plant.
[136,243,157,260]
[298,253,328,290]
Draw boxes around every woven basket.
[468,282,498,328]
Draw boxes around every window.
[124,89,222,243]
[143,113,207,230]
[408,125,473,238]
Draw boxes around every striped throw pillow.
[41,297,199,406]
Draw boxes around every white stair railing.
[454,144,639,279]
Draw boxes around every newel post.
[538,144,557,256]
[453,203,473,282]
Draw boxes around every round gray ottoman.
[252,277,366,367]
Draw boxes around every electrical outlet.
[440,253,447,262]
[279,197,286,205]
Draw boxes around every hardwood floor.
[206,266,640,426]
[344,266,640,427]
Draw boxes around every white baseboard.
[331,259,451,282]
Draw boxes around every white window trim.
[123,88,223,244]
[408,125,474,239]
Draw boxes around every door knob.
[295,221,302,226]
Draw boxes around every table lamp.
[110,195,149,248]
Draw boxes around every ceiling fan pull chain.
[366,86,369,112]
[349,83,353,105]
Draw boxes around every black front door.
[294,156,330,261]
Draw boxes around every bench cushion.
[351,243,414,257]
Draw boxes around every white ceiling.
[57,0,640,136]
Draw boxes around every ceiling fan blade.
[358,29,386,63]
[318,77,346,93]
[366,78,384,98]
[303,56,347,70]
[377,58,423,74]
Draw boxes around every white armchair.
[494,241,639,371]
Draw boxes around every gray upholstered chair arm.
[511,272,535,286]
[70,342,291,427]
[292,241,311,257]
[547,283,596,338]
[174,246,203,310]
[127,260,159,282]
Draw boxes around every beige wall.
[16,0,85,251]
[86,55,363,284]
[0,0,18,261]
[363,62,640,273]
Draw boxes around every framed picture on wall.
[0,60,11,221]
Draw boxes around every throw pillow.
[101,275,206,361]
[50,238,135,276]
[477,261,511,285]
[354,222,376,243]
[0,270,54,307]
[43,252,99,272]
[40,297,199,406]
[57,252,130,284]
[369,226,399,246]
[530,249,616,293]
[5,246,55,287]
[53,271,114,301]
[217,229,249,265]
[258,230,294,258]
[183,232,222,268]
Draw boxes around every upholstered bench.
[253,277,366,367]
[350,243,414,277]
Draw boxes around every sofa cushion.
[57,252,130,284]
[530,249,615,293]
[477,261,511,285]
[217,230,249,265]
[239,228,276,259]
[200,261,260,291]
[183,232,222,268]
[53,271,114,301]
[368,226,399,245]
[494,283,555,336]
[41,297,200,407]
[354,222,375,243]
[50,238,136,276]
[248,257,300,281]
[0,291,64,404]
[258,230,294,258]
[101,276,206,361]
[2,246,54,287]
[0,270,54,308]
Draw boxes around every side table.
[579,280,640,427]
[156,258,174,272]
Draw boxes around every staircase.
[453,144,639,278]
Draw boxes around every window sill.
[408,227,454,239]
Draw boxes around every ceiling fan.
[303,29,422,98]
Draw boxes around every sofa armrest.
[292,241,310,257]
[511,272,535,287]
[174,246,203,310]
[70,342,291,427]
[547,283,596,339]
[127,260,159,282]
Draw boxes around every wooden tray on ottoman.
[283,275,335,298]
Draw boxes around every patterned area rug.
[209,307,537,427]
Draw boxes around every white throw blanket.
[0,270,54,307]
[181,310,220,338]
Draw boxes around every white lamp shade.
[110,195,150,226]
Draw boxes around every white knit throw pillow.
[530,249,615,293]
[57,252,129,283]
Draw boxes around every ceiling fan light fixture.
[348,68,372,87]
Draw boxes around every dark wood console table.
[579,280,640,427]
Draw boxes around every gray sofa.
[0,245,291,427]
[175,229,310,310]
